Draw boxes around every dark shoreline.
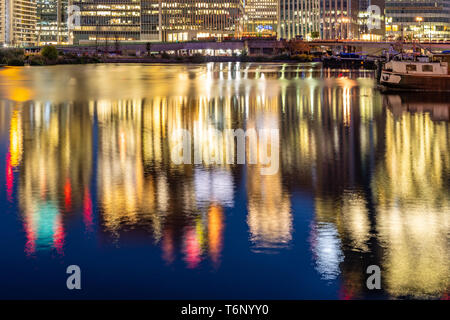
[34,55,318,66]
[19,57,377,69]
[102,57,312,64]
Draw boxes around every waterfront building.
[244,0,278,37]
[71,0,244,44]
[70,0,142,44]
[0,0,37,47]
[37,0,69,45]
[278,0,321,40]
[321,0,359,39]
[358,0,385,40]
[385,0,450,41]
[160,0,244,42]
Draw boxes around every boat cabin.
[384,60,449,75]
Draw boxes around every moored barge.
[379,55,450,92]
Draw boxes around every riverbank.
[101,54,317,64]
[2,46,318,66]
[29,54,316,66]
[3,54,380,70]
[1,46,379,69]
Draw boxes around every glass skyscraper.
[71,0,142,44]
[37,0,69,45]
[71,0,244,44]
[385,0,450,41]
[321,0,359,39]
[244,0,278,37]
[278,0,321,40]
[358,0,385,40]
[160,0,244,42]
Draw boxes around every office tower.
[385,0,450,41]
[71,0,245,44]
[0,0,37,47]
[160,0,244,42]
[358,0,385,40]
[321,0,359,39]
[140,0,160,41]
[244,0,278,37]
[71,0,142,44]
[278,0,321,40]
[37,0,69,45]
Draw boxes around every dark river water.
[0,63,448,299]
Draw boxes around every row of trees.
[0,40,314,66]
[0,45,58,66]
[0,45,103,66]
[0,48,26,66]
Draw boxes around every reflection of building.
[293,82,449,298]
[310,208,344,281]
[0,0,37,46]
[97,100,148,235]
[15,102,93,255]
[95,94,238,268]
[278,77,386,294]
[1,62,448,299]
[385,0,450,41]
[384,94,450,121]
[278,0,321,40]
[37,0,68,45]
[180,203,225,268]
[321,0,359,39]
[245,92,292,251]
[247,169,292,250]
[72,0,245,44]
[372,107,450,298]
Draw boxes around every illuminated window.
[406,64,417,72]
[422,65,433,72]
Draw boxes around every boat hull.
[379,71,450,92]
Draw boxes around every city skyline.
[0,1,449,46]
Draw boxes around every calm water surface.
[0,63,448,299]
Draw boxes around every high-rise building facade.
[71,0,142,44]
[321,0,359,39]
[160,0,244,42]
[37,0,69,45]
[244,0,278,37]
[0,0,37,46]
[385,0,450,41]
[71,0,244,44]
[278,0,321,40]
[358,0,385,40]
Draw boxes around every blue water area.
[0,64,448,299]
